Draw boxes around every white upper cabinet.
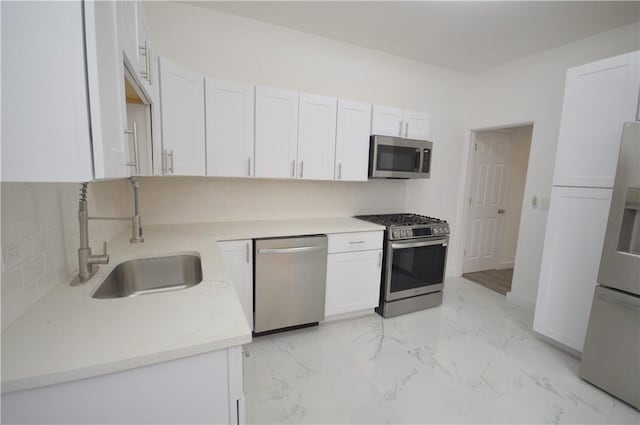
[371,105,431,140]
[553,51,640,188]
[1,1,93,182]
[117,1,153,101]
[158,58,206,176]
[297,93,338,180]
[403,110,431,141]
[85,0,130,179]
[118,1,139,73]
[335,100,372,181]
[255,86,299,179]
[205,79,255,177]
[135,9,154,99]
[2,1,156,182]
[371,105,404,137]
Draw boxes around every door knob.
[498,209,506,214]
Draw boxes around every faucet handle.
[101,241,108,256]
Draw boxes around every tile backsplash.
[1,180,132,330]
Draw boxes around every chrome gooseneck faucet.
[71,177,144,285]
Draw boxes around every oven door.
[384,237,448,301]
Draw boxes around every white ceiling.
[187,1,640,73]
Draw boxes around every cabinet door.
[371,105,404,137]
[206,79,255,177]
[403,110,431,141]
[1,1,93,182]
[335,100,371,181]
[297,93,337,180]
[85,0,130,179]
[553,51,640,188]
[117,1,139,73]
[218,240,254,330]
[135,9,154,101]
[158,58,205,176]
[326,250,383,316]
[255,86,299,178]
[533,186,613,352]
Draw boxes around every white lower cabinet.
[218,240,254,330]
[1,347,244,425]
[533,186,613,352]
[325,231,384,317]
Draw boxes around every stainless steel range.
[355,213,449,318]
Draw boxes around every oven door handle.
[391,239,447,249]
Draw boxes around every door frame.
[454,121,535,277]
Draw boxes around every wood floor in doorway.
[462,268,513,295]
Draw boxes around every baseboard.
[496,261,514,270]
[505,291,535,312]
[322,309,375,323]
[535,332,582,359]
[446,267,459,277]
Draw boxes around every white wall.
[461,23,640,308]
[138,177,407,224]
[1,181,132,329]
[143,2,469,264]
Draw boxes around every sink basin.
[92,255,203,299]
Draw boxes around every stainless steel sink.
[92,255,203,299]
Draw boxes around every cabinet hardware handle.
[378,251,383,267]
[161,149,167,174]
[300,160,304,178]
[146,44,152,85]
[139,40,152,84]
[338,162,342,179]
[247,157,252,176]
[168,150,174,173]
[246,242,250,263]
[125,122,140,174]
[405,121,409,138]
[258,246,323,254]
[291,160,296,177]
[399,120,403,137]
[349,240,365,244]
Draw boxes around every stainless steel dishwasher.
[254,235,328,334]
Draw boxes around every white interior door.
[464,132,512,273]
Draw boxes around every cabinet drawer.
[328,231,383,253]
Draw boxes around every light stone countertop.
[1,217,384,393]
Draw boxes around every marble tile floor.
[242,277,639,424]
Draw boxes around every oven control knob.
[433,227,439,235]
[393,230,400,238]
[406,229,413,238]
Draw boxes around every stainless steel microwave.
[368,135,433,179]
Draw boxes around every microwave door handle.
[416,148,423,172]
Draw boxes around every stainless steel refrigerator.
[580,121,640,409]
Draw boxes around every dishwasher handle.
[258,245,325,254]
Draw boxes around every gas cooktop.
[355,213,449,240]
